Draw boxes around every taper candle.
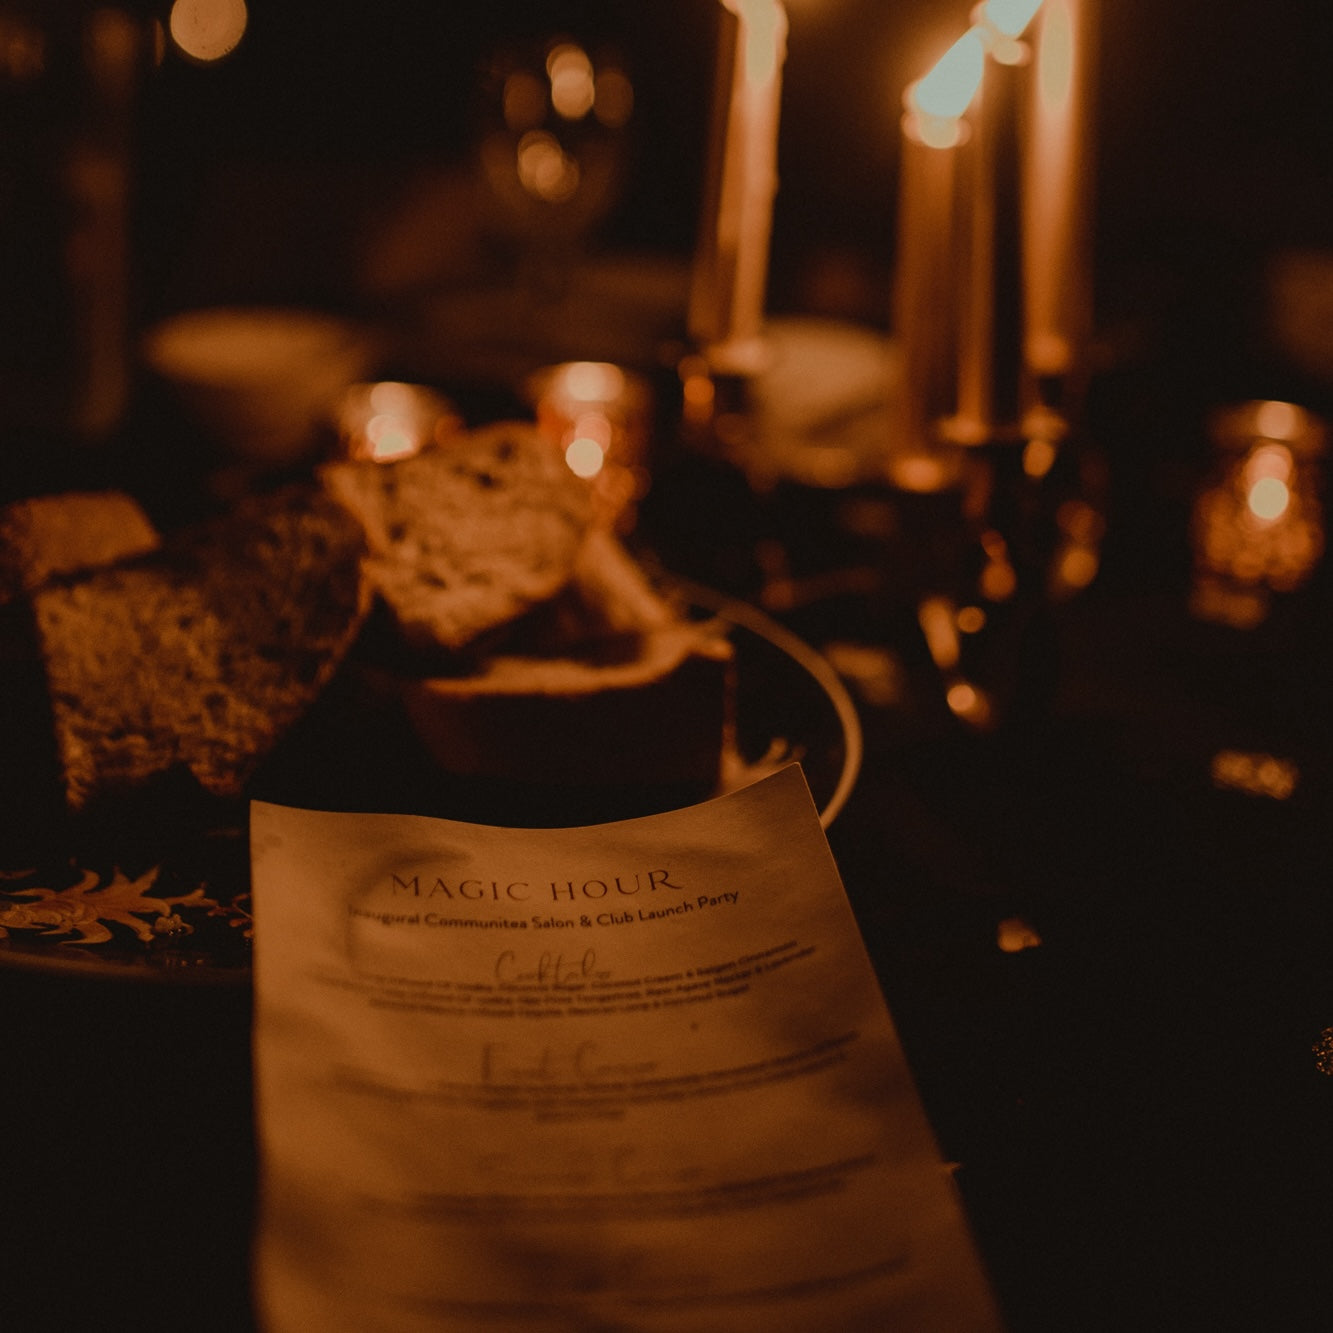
[892,30,985,455]
[1022,0,1095,382]
[951,13,1030,443]
[689,0,788,374]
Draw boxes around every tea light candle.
[689,0,788,374]
[336,382,461,462]
[525,361,652,531]
[1190,400,1326,627]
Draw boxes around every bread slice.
[400,623,733,789]
[396,530,734,792]
[0,490,160,604]
[319,420,591,655]
[32,485,369,811]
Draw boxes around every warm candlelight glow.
[976,0,1042,64]
[728,0,785,84]
[1211,750,1299,801]
[911,30,985,123]
[1052,543,1100,594]
[1191,401,1326,624]
[997,916,1043,951]
[946,680,976,712]
[547,43,596,120]
[1243,444,1295,521]
[979,530,1018,600]
[564,435,606,479]
[1022,434,1059,478]
[983,0,1044,38]
[946,678,994,728]
[168,0,247,63]
[1048,497,1104,598]
[1254,399,1304,440]
[678,354,717,428]
[516,131,580,203]
[526,362,652,531]
[886,447,963,492]
[562,360,626,402]
[337,382,461,463]
[957,604,988,634]
[919,597,962,671]
[1247,476,1291,522]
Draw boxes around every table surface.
[640,371,1333,1331]
[4,345,1332,1333]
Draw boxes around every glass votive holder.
[524,360,652,531]
[1190,399,1326,627]
[335,381,462,462]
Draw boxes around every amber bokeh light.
[168,0,247,64]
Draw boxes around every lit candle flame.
[982,0,1045,39]
[564,435,606,478]
[1254,399,1304,441]
[1247,477,1291,522]
[913,31,986,120]
[1243,443,1295,521]
[528,361,651,529]
[724,0,786,85]
[338,381,460,463]
[560,360,626,403]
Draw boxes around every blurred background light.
[169,0,248,64]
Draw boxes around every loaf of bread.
[31,485,370,811]
[8,422,729,822]
[320,420,592,655]
[0,490,160,604]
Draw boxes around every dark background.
[135,1,1333,346]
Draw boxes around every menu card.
[250,765,1002,1332]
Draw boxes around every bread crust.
[400,626,733,788]
[0,491,160,604]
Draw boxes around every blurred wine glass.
[474,32,634,296]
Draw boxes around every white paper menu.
[250,765,1002,1333]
